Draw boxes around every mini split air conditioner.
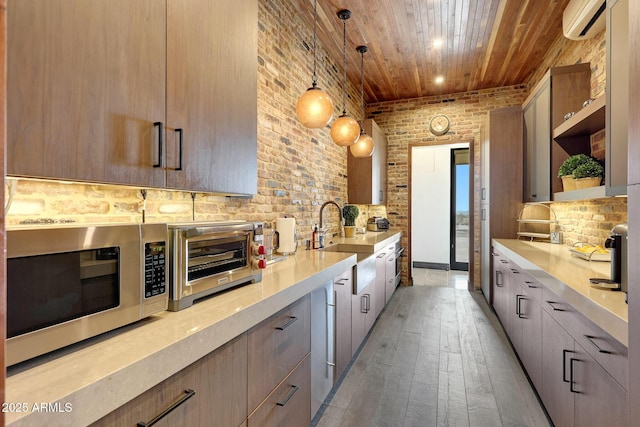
[563,0,606,40]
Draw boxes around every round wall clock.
[429,114,450,136]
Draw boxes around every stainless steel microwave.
[6,223,168,366]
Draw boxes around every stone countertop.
[5,250,356,427]
[323,229,402,255]
[493,239,628,347]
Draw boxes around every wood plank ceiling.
[291,0,572,103]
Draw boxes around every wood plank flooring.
[313,275,551,427]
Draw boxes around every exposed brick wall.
[551,198,628,247]
[527,28,606,99]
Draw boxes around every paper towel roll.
[276,217,297,254]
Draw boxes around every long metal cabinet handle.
[365,294,371,312]
[137,389,195,426]
[276,385,299,407]
[569,358,579,393]
[175,128,184,171]
[153,122,164,168]
[516,295,525,318]
[327,290,336,368]
[562,349,572,383]
[546,301,565,311]
[275,316,298,330]
[584,335,612,354]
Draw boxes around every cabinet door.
[573,342,628,427]
[507,272,523,354]
[374,250,387,318]
[524,81,551,202]
[606,0,629,195]
[8,0,166,187]
[364,282,378,334]
[92,334,247,427]
[518,287,542,391]
[492,258,510,324]
[347,119,387,204]
[351,280,374,356]
[541,310,575,427]
[166,0,257,194]
[385,250,396,304]
[334,270,353,382]
[247,295,310,413]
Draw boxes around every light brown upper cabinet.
[348,119,387,205]
[165,0,257,194]
[8,0,258,195]
[605,0,628,196]
[523,64,591,202]
[8,0,167,187]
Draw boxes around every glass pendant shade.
[331,115,361,146]
[350,131,375,157]
[296,87,334,128]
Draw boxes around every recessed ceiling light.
[435,76,444,84]
[432,39,444,48]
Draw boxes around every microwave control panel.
[144,241,167,298]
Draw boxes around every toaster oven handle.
[184,228,204,239]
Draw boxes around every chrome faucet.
[319,201,344,237]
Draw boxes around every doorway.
[410,142,470,281]
[450,148,469,271]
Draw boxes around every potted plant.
[557,154,592,191]
[573,157,604,189]
[342,205,359,238]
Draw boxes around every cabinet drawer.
[542,287,628,390]
[511,267,542,304]
[247,353,311,427]
[92,334,247,427]
[334,269,353,288]
[247,295,311,412]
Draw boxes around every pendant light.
[296,0,334,128]
[330,9,360,147]
[350,45,375,157]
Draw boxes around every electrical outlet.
[550,231,562,244]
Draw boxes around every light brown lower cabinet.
[374,250,388,318]
[493,247,628,427]
[91,333,248,427]
[384,248,396,304]
[334,269,353,382]
[541,309,576,427]
[247,295,311,414]
[247,354,311,427]
[351,279,377,355]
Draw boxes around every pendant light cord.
[312,0,319,88]
[360,49,365,128]
[341,15,347,116]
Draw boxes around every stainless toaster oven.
[167,221,265,311]
[6,223,168,366]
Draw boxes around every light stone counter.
[324,229,402,254]
[5,250,356,427]
[493,239,628,347]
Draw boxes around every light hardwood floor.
[313,271,551,427]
